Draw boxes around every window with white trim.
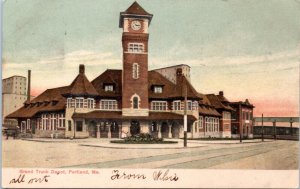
[75,98,84,108]
[132,63,139,79]
[58,113,65,128]
[198,116,203,130]
[173,101,181,110]
[187,101,192,110]
[154,86,163,93]
[151,101,167,111]
[104,85,114,92]
[100,100,118,110]
[87,98,95,109]
[193,101,199,110]
[67,98,75,108]
[128,43,144,53]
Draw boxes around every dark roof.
[73,111,196,121]
[230,99,255,108]
[206,94,234,111]
[63,67,98,97]
[197,93,221,116]
[123,1,152,16]
[91,69,122,98]
[119,1,153,28]
[7,86,69,119]
[168,74,202,100]
[199,105,221,117]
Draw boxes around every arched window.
[132,63,139,79]
[133,97,139,109]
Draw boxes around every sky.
[2,0,300,117]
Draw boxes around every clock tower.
[119,2,153,116]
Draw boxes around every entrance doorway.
[88,121,97,138]
[171,122,180,138]
[161,122,169,138]
[130,121,140,136]
[111,122,119,138]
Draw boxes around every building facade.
[2,75,28,129]
[230,99,255,138]
[7,2,254,139]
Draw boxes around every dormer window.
[104,84,114,92]
[128,43,144,53]
[154,86,163,93]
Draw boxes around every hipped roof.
[7,86,69,118]
[63,72,98,97]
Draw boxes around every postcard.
[1,0,299,188]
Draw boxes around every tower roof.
[123,1,152,16]
[119,1,153,28]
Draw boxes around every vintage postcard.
[1,0,299,188]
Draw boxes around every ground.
[2,138,298,169]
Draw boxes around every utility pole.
[261,113,264,142]
[273,120,277,140]
[183,75,187,148]
[239,103,242,143]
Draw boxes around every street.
[2,139,298,170]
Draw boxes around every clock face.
[131,20,142,31]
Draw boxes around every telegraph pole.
[261,113,264,142]
[183,75,187,147]
[239,103,242,143]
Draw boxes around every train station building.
[7,2,254,139]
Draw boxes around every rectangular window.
[100,100,118,110]
[128,43,144,53]
[104,85,114,92]
[76,121,83,132]
[58,113,65,128]
[173,101,181,111]
[154,86,163,93]
[87,98,94,109]
[198,116,203,130]
[75,98,84,108]
[67,98,75,108]
[187,101,192,111]
[151,101,167,111]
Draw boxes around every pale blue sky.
[3,0,300,116]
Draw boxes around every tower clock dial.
[131,20,142,31]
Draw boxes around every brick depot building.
[7,2,254,139]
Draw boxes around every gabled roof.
[63,65,98,97]
[91,69,122,98]
[6,86,69,119]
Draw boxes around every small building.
[206,91,235,138]
[230,99,255,138]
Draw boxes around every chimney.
[79,64,85,74]
[27,70,31,101]
[219,91,224,96]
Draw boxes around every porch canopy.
[72,111,196,121]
